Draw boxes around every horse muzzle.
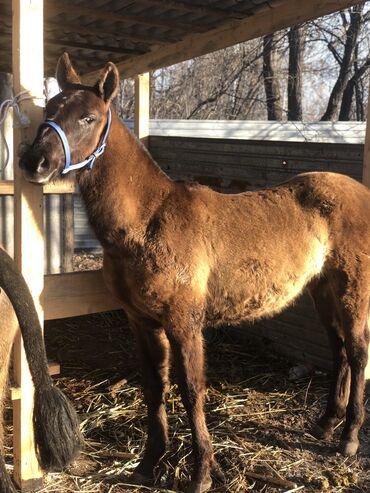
[19,152,57,184]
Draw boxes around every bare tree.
[339,50,370,120]
[320,3,367,120]
[114,5,369,123]
[262,33,283,120]
[287,25,304,120]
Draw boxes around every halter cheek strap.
[40,107,112,175]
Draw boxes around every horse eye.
[81,115,96,124]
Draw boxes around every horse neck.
[77,110,173,244]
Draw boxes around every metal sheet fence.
[75,133,364,251]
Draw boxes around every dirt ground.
[5,306,370,493]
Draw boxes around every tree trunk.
[263,34,282,120]
[338,58,369,120]
[321,4,364,121]
[287,25,304,120]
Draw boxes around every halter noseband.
[40,107,112,175]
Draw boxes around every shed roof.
[0,0,361,79]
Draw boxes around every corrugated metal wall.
[149,136,363,190]
[74,125,364,250]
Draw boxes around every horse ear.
[56,53,80,89]
[96,62,119,103]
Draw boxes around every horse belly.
[206,236,328,324]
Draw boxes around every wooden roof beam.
[46,0,204,33]
[0,12,175,45]
[0,25,145,57]
[44,20,172,45]
[84,0,362,81]
[45,51,121,66]
[45,38,145,56]
[0,26,146,56]
[140,0,246,20]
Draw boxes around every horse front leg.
[165,307,222,493]
[130,322,170,484]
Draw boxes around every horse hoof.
[339,439,359,457]
[311,423,333,440]
[211,461,225,483]
[188,477,212,493]
[128,471,154,486]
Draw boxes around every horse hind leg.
[309,278,350,440]
[338,292,369,456]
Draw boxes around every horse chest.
[102,248,174,319]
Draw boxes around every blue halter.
[41,108,112,175]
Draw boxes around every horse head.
[20,53,119,184]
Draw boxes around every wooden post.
[363,80,370,378]
[12,0,44,489]
[134,73,150,147]
[44,79,62,274]
[61,194,74,272]
[0,73,14,258]
[44,194,62,274]
[363,79,370,187]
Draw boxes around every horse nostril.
[35,156,50,173]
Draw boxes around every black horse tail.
[0,248,82,471]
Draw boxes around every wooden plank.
[44,179,76,194]
[11,362,60,401]
[0,179,76,195]
[61,194,74,272]
[12,0,44,489]
[363,78,370,186]
[84,0,361,80]
[44,20,170,45]
[44,270,121,320]
[141,0,246,19]
[0,13,173,46]
[45,37,145,56]
[46,0,196,32]
[0,180,13,194]
[134,73,150,147]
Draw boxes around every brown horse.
[20,53,370,493]
[0,247,82,493]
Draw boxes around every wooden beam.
[12,0,44,489]
[11,363,60,402]
[46,0,199,32]
[44,20,172,45]
[0,179,76,195]
[45,37,145,56]
[141,0,246,20]
[44,270,121,320]
[134,73,150,147]
[85,0,362,81]
[362,77,370,187]
[364,78,370,379]
[1,14,174,45]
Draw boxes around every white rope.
[0,91,33,171]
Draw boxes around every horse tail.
[0,248,82,471]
